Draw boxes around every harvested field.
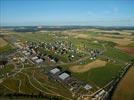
[116,46,134,55]
[70,59,107,73]
[74,33,89,39]
[2,78,18,92]
[93,36,132,46]
[0,38,7,47]
[65,32,133,46]
[112,67,134,100]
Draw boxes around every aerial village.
[0,36,103,98]
[20,40,102,94]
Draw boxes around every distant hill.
[1,26,134,32]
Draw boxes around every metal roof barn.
[50,68,60,74]
[59,73,70,80]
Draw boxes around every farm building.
[59,72,70,81]
[50,67,60,75]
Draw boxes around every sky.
[0,0,134,26]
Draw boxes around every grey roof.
[25,52,30,55]
[22,51,27,53]
[32,56,38,60]
[84,84,92,90]
[50,68,60,74]
[35,59,43,63]
[59,73,70,80]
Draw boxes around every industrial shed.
[50,67,60,74]
[59,72,70,81]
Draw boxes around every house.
[23,51,30,56]
[25,52,30,56]
[35,59,43,64]
[22,50,27,54]
[20,57,26,62]
[32,56,38,61]
[84,84,92,90]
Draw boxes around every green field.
[0,64,14,78]
[127,42,134,48]
[73,62,123,88]
[15,32,58,42]
[104,47,133,62]
[0,44,13,54]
